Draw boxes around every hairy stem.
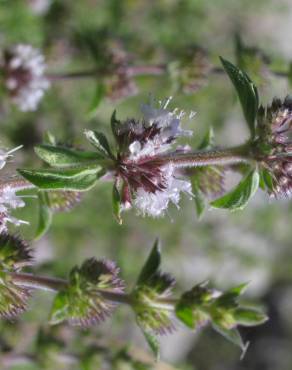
[157,145,253,168]
[10,272,68,292]
[9,272,177,310]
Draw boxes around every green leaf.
[211,170,259,211]
[260,168,274,192]
[88,83,105,118]
[112,184,122,225]
[220,57,259,138]
[233,307,268,326]
[137,239,161,285]
[35,191,53,240]
[35,144,102,168]
[141,329,160,360]
[175,303,196,329]
[111,109,121,140]
[18,166,105,191]
[49,291,69,325]
[84,130,115,159]
[212,323,247,352]
[43,131,56,145]
[198,127,214,150]
[216,283,249,307]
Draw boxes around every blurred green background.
[1,0,292,369]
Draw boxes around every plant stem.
[9,272,177,310]
[127,65,166,77]
[157,145,253,168]
[10,272,68,292]
[46,65,166,81]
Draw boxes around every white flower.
[2,44,50,111]
[0,145,23,170]
[0,186,28,233]
[112,97,195,217]
[134,164,192,217]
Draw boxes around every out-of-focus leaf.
[233,307,268,326]
[112,184,122,224]
[212,324,247,352]
[35,191,52,240]
[88,83,105,118]
[141,328,160,360]
[191,176,206,219]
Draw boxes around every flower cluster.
[111,97,194,217]
[0,146,29,233]
[256,96,292,197]
[168,46,212,94]
[1,44,50,111]
[50,258,125,327]
[0,234,32,319]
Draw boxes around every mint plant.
[0,37,290,363]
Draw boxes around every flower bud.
[0,233,32,271]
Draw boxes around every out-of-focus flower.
[104,44,138,101]
[256,96,292,197]
[1,44,50,111]
[168,46,212,94]
[26,0,52,15]
[110,97,194,217]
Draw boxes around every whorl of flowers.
[50,258,125,327]
[1,44,50,111]
[0,233,32,319]
[256,96,292,198]
[111,97,194,217]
